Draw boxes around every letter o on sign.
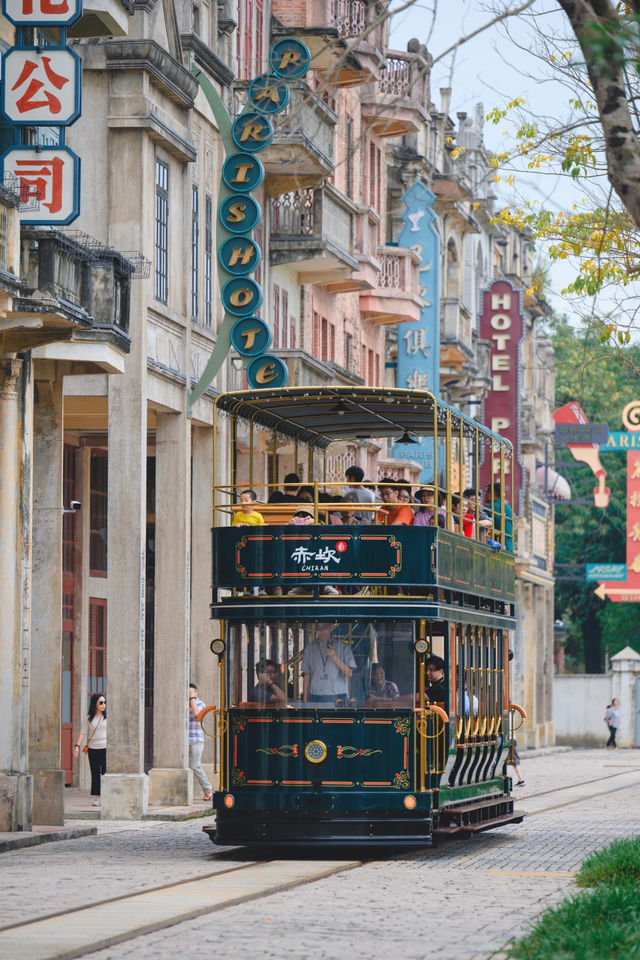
[247,354,289,389]
[230,316,272,357]
[222,277,263,317]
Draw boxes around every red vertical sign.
[479,279,523,506]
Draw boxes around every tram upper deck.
[211,387,516,629]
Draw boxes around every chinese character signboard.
[479,279,524,508]
[392,181,440,481]
[1,0,83,224]
[2,47,81,125]
[1,147,80,223]
[2,0,82,27]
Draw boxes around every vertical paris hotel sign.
[1,0,82,224]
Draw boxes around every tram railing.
[212,480,510,548]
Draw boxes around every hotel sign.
[479,279,523,507]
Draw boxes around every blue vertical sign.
[392,181,440,481]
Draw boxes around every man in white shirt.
[302,623,356,704]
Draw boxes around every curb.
[0,825,97,853]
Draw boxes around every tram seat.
[236,701,264,708]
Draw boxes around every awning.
[536,466,571,500]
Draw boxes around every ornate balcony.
[257,81,336,195]
[270,184,358,282]
[6,229,133,367]
[359,245,422,325]
[361,45,431,137]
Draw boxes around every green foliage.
[576,836,640,889]
[510,836,640,959]
[552,320,640,670]
[509,882,640,959]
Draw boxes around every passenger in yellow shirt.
[233,489,264,526]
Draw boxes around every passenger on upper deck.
[344,466,375,524]
[367,663,400,701]
[248,658,286,704]
[484,482,514,552]
[232,490,264,527]
[380,484,414,526]
[463,488,493,541]
[269,473,301,503]
[302,623,356,704]
[425,655,446,702]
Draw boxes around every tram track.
[2,763,640,960]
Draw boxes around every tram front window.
[227,620,415,709]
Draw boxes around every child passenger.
[233,490,264,526]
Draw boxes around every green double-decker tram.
[204,387,525,847]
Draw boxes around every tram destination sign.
[555,423,609,445]
[230,531,406,584]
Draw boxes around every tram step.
[433,810,526,836]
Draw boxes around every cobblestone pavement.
[2,749,639,960]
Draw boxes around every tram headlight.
[414,638,429,655]
[404,795,417,810]
[223,793,235,809]
[211,639,225,655]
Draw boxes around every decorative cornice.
[105,39,198,106]
[180,33,233,87]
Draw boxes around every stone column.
[190,425,217,787]
[30,371,64,825]
[101,339,148,819]
[0,358,33,831]
[148,412,192,804]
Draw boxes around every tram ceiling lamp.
[330,399,347,415]
[397,429,418,445]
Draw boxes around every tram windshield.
[227,619,416,709]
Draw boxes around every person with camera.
[73,693,107,806]
[302,622,356,705]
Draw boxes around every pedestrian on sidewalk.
[189,683,213,801]
[73,694,107,806]
[605,698,620,749]
[508,738,525,786]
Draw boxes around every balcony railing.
[272,81,336,169]
[377,246,420,294]
[361,47,431,136]
[271,185,355,255]
[329,0,366,37]
[441,297,472,354]
[270,184,358,276]
[19,229,133,342]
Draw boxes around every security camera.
[70,501,82,511]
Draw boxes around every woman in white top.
[73,693,107,805]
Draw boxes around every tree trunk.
[557,0,640,230]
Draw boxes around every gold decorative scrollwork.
[336,746,382,759]
[392,769,411,789]
[231,715,247,734]
[394,716,412,736]
[231,767,246,787]
[256,744,298,757]
[415,706,449,740]
[198,706,228,738]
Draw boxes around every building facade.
[1,0,556,831]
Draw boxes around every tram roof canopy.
[215,387,510,450]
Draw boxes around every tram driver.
[302,623,356,705]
